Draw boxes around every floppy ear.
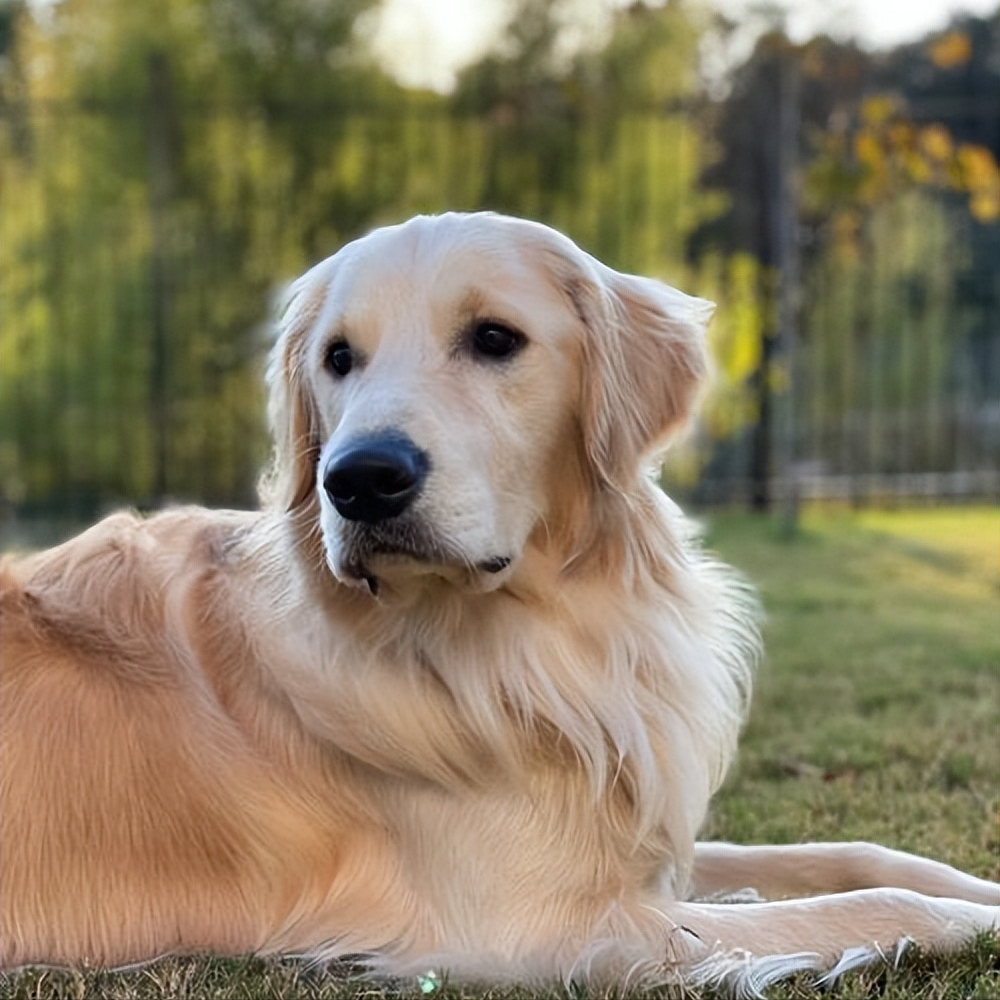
[571,260,713,490]
[258,271,328,513]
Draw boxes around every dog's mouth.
[335,522,512,595]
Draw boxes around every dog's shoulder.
[0,507,258,685]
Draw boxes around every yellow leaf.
[957,144,999,189]
[905,150,931,184]
[854,130,882,168]
[888,122,915,152]
[861,95,897,127]
[723,316,762,383]
[920,125,953,163]
[929,31,972,69]
[970,192,999,223]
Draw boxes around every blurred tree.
[2,0,994,515]
[691,13,1000,506]
[0,0,24,59]
[874,12,1000,157]
[453,0,719,276]
[0,0,398,511]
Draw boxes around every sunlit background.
[1,0,997,528]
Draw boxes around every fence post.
[146,49,174,503]
[776,51,801,536]
[747,43,801,516]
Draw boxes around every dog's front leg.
[652,888,998,990]
[690,841,1000,904]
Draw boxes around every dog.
[1,212,997,993]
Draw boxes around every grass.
[701,506,999,868]
[2,505,998,999]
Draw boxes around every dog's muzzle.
[323,432,430,524]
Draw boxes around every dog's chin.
[325,529,516,597]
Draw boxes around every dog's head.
[263,213,711,593]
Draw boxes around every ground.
[1,505,998,999]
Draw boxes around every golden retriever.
[1,212,997,993]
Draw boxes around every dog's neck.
[229,494,755,896]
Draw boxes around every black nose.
[323,433,429,523]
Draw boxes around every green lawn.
[2,506,998,999]
[701,506,999,875]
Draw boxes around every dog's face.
[265,213,712,593]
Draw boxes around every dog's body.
[1,213,997,991]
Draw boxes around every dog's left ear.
[564,255,713,489]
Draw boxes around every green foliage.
[452,0,720,273]
[800,191,965,474]
[0,0,723,512]
[690,19,999,497]
[0,0,394,509]
[1,1,997,512]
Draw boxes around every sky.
[369,0,1000,91]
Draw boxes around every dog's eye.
[325,340,354,378]
[471,322,524,361]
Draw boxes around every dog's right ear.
[576,263,712,490]
[536,229,711,492]
[259,271,328,513]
